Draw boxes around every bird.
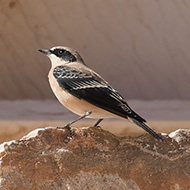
[38,46,162,140]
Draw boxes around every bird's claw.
[57,124,75,136]
[57,124,71,130]
[94,125,101,129]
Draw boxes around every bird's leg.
[57,111,92,129]
[94,118,103,128]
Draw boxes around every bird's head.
[38,46,85,67]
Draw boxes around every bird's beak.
[38,49,51,55]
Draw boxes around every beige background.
[0,0,190,100]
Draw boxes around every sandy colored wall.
[0,0,190,100]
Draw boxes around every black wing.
[53,65,146,123]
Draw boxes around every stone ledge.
[0,127,190,190]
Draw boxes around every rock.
[0,127,190,190]
[169,129,190,144]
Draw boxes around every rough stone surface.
[0,127,190,190]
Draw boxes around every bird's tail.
[129,117,163,140]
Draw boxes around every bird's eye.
[58,49,64,55]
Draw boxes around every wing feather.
[53,65,146,122]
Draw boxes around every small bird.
[38,46,162,140]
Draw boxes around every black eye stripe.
[50,48,77,62]
[49,49,54,54]
[51,49,65,56]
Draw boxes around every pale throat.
[48,54,68,67]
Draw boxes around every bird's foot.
[93,119,103,128]
[57,124,75,136]
[94,125,101,129]
[57,123,71,130]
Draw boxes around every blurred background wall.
[0,0,190,100]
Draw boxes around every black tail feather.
[130,118,163,141]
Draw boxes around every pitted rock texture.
[0,127,190,190]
